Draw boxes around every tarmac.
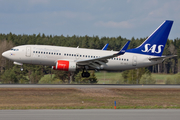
[0,109,180,120]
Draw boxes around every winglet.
[102,43,109,50]
[117,41,130,55]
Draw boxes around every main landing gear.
[81,67,90,78]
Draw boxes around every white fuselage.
[2,45,162,70]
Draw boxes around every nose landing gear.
[20,65,23,71]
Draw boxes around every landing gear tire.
[81,72,90,78]
[20,66,23,71]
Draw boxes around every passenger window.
[49,52,51,54]
[80,55,81,57]
[33,51,35,53]
[72,54,73,56]
[69,54,71,56]
[127,59,128,61]
[122,58,123,60]
[51,52,53,54]
[124,59,126,61]
[64,54,66,56]
[59,53,61,55]
[117,58,118,60]
[88,56,90,58]
[38,51,40,53]
[46,52,48,54]
[74,54,76,56]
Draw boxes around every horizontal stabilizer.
[149,55,177,61]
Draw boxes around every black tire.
[85,72,90,77]
[81,72,90,78]
[81,72,85,77]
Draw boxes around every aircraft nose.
[2,52,5,57]
[2,51,9,58]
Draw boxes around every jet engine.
[52,60,76,71]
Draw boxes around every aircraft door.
[26,46,31,57]
[132,56,137,66]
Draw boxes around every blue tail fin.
[126,20,173,56]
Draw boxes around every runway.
[0,84,180,88]
[0,109,180,120]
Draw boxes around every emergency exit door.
[132,56,137,66]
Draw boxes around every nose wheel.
[20,66,23,71]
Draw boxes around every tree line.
[0,32,179,83]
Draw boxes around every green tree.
[53,70,69,83]
[122,68,150,84]
[139,73,156,84]
[1,68,18,83]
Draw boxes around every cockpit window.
[10,48,19,51]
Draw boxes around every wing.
[76,41,130,69]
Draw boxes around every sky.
[0,0,179,40]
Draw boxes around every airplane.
[2,20,176,77]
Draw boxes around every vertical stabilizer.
[126,20,173,56]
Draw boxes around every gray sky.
[0,0,179,39]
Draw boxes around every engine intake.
[52,60,76,71]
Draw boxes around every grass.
[0,88,180,109]
[95,71,123,84]
[38,72,174,84]
[151,73,174,84]
[95,72,174,84]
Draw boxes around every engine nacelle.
[52,60,76,71]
